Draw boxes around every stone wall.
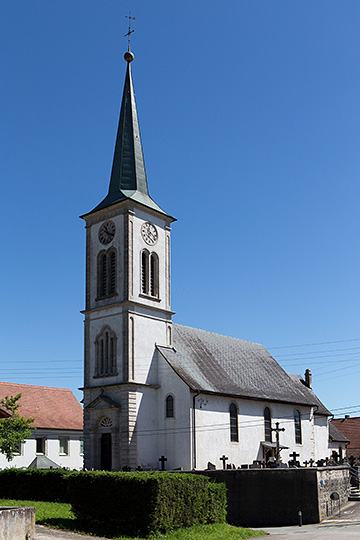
[317,467,349,520]
[193,466,350,527]
[0,507,35,540]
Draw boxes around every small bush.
[0,468,71,502]
[68,471,226,536]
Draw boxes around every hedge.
[0,468,71,502]
[0,469,227,536]
[68,471,227,536]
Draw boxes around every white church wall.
[193,397,322,470]
[314,415,330,461]
[0,429,83,470]
[156,351,192,471]
[135,386,159,469]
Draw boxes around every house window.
[229,403,238,442]
[36,437,45,454]
[59,437,69,455]
[264,407,272,442]
[14,442,22,455]
[294,409,302,444]
[97,249,116,299]
[165,395,174,418]
[80,438,84,455]
[95,327,117,377]
[141,250,159,298]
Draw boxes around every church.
[81,49,334,472]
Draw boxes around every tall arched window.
[294,409,302,444]
[97,249,117,298]
[264,407,272,442]
[141,250,159,298]
[229,403,239,442]
[150,253,159,297]
[165,395,174,418]
[95,327,117,377]
[141,250,149,295]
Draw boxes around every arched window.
[165,395,174,418]
[141,250,149,295]
[95,327,117,377]
[150,253,159,297]
[141,250,159,298]
[229,403,238,442]
[264,407,272,442]
[294,409,302,444]
[97,249,117,298]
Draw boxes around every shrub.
[68,471,226,536]
[0,468,71,502]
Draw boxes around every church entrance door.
[101,433,112,470]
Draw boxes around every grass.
[0,499,266,539]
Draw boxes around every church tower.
[81,50,175,470]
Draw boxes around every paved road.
[252,501,360,539]
[35,501,360,540]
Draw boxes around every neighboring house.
[0,382,83,470]
[81,50,335,471]
[328,422,349,461]
[331,417,360,461]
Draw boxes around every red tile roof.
[331,417,360,459]
[0,382,83,430]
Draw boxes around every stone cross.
[271,422,285,462]
[289,451,300,462]
[220,455,228,470]
[159,455,167,471]
[309,458,314,467]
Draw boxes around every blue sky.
[1,1,360,418]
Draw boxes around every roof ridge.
[0,382,72,392]
[173,322,263,347]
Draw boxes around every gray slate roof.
[287,373,331,416]
[157,324,327,408]
[329,421,350,443]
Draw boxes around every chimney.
[305,369,312,389]
[345,415,350,419]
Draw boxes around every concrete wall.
[0,507,35,540]
[195,466,350,527]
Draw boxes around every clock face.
[141,222,158,246]
[98,221,116,245]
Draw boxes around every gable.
[157,324,322,407]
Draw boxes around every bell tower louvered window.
[141,250,159,298]
[95,327,117,377]
[97,249,117,299]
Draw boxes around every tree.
[0,394,35,461]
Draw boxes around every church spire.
[89,51,169,217]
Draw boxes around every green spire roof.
[89,55,169,217]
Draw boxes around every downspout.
[192,390,200,469]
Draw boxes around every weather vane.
[124,12,135,52]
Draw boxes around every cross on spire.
[124,12,135,51]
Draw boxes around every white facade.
[0,429,83,470]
